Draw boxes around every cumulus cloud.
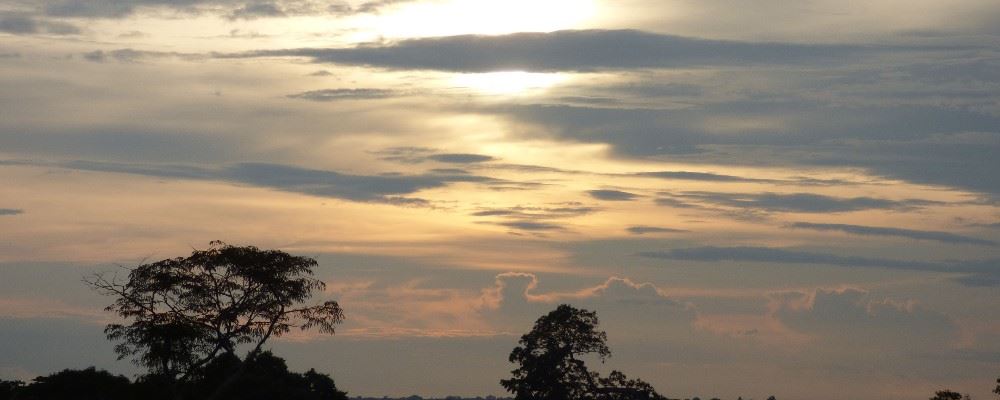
[789,222,996,246]
[773,289,956,350]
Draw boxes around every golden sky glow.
[1,0,999,398]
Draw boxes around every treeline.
[0,352,347,400]
[2,243,998,400]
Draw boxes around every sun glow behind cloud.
[351,0,598,40]
[450,71,568,95]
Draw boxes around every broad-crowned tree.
[501,304,609,400]
[87,241,344,398]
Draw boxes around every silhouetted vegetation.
[85,241,343,399]
[4,242,998,400]
[930,390,967,400]
[501,304,665,400]
[0,353,347,400]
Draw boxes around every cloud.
[225,29,914,72]
[371,147,496,164]
[773,289,955,350]
[0,14,80,35]
[587,189,639,201]
[638,170,776,183]
[494,221,565,232]
[626,226,687,235]
[286,88,399,101]
[657,191,940,213]
[789,222,996,246]
[81,48,199,63]
[639,246,999,279]
[470,204,599,219]
[426,153,496,164]
[228,1,285,19]
[0,209,23,216]
[2,159,499,205]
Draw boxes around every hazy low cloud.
[81,48,200,63]
[286,88,399,101]
[3,159,497,205]
[638,170,776,183]
[625,226,687,235]
[0,14,79,35]
[470,204,598,219]
[774,288,955,351]
[494,221,565,232]
[372,147,496,164]
[0,209,23,216]
[228,1,285,19]
[657,191,940,213]
[789,222,996,246]
[587,189,639,201]
[639,246,999,280]
[427,154,495,164]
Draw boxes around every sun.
[450,71,567,95]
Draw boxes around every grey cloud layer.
[657,191,940,213]
[789,222,996,246]
[639,246,999,286]
[0,208,24,216]
[227,29,900,72]
[2,159,497,204]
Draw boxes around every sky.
[1,0,999,398]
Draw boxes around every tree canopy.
[86,241,344,395]
[501,304,664,400]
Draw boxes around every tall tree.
[501,304,609,400]
[87,241,344,398]
[501,304,665,400]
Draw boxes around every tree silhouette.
[994,375,999,397]
[86,241,344,398]
[501,304,665,400]
[15,367,132,400]
[930,390,965,400]
[501,304,609,399]
[0,379,24,400]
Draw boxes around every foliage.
[0,355,347,400]
[596,370,665,400]
[501,304,665,400]
[13,367,132,400]
[0,379,24,400]
[173,351,348,400]
[501,304,608,400]
[86,241,344,383]
[930,390,965,400]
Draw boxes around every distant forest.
[2,243,997,400]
